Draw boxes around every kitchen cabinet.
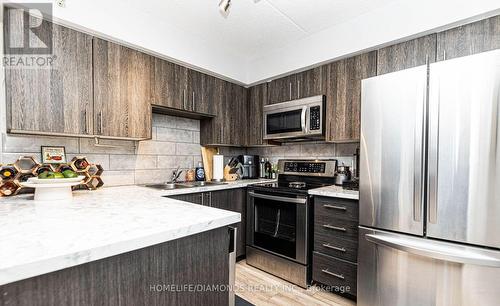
[295,67,326,99]
[437,15,500,61]
[187,70,214,115]
[93,38,152,139]
[200,80,247,146]
[312,196,359,297]
[267,74,297,104]
[377,34,437,75]
[246,83,268,146]
[151,58,188,110]
[168,188,246,257]
[325,51,377,142]
[267,67,325,104]
[5,12,93,136]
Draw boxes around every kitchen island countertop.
[0,184,250,286]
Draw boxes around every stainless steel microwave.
[263,95,325,141]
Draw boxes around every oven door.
[247,190,309,264]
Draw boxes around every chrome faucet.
[170,167,183,183]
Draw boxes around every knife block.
[223,166,239,181]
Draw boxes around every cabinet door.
[267,74,297,104]
[168,192,204,205]
[200,78,226,145]
[326,52,377,142]
[377,34,437,75]
[436,15,500,61]
[227,83,248,145]
[5,12,93,136]
[210,189,246,257]
[187,70,215,115]
[296,67,326,99]
[151,58,187,110]
[93,38,152,139]
[247,84,268,146]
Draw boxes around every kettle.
[335,165,352,186]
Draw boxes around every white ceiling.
[10,0,500,84]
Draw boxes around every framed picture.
[41,146,67,164]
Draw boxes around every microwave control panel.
[310,106,321,130]
[284,162,326,173]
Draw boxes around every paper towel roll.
[213,154,224,181]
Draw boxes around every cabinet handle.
[209,192,212,207]
[322,243,346,252]
[323,224,346,232]
[297,80,300,98]
[98,111,103,135]
[289,82,292,100]
[183,90,186,109]
[323,204,347,211]
[201,193,204,206]
[321,269,345,280]
[192,91,195,111]
[83,109,88,134]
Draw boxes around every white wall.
[247,0,500,84]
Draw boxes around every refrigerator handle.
[365,233,500,268]
[427,68,440,224]
[413,81,426,222]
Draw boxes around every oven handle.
[248,191,307,204]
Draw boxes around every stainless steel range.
[246,159,337,287]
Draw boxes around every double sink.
[145,181,227,190]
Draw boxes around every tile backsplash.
[0,113,202,187]
[1,112,359,187]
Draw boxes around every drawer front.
[314,231,358,262]
[314,215,358,241]
[313,252,357,296]
[314,197,359,222]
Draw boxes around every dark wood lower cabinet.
[312,196,359,298]
[168,188,246,258]
[0,227,230,306]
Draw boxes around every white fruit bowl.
[21,176,85,201]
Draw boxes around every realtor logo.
[4,3,53,55]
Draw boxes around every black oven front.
[246,189,310,265]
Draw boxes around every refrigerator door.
[358,226,500,306]
[360,66,427,235]
[427,50,500,248]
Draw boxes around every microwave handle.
[301,106,307,133]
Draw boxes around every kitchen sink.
[144,181,227,190]
[176,181,227,187]
[144,183,193,190]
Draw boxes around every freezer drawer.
[360,66,426,236]
[358,227,500,306]
[427,50,500,249]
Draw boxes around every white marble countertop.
[157,178,276,196]
[0,185,246,286]
[308,185,359,200]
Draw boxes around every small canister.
[185,169,195,182]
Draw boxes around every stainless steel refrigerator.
[358,50,500,306]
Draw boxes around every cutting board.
[201,147,217,181]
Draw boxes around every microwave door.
[265,107,307,139]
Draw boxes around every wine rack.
[0,155,105,197]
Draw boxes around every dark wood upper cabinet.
[325,51,377,142]
[295,67,326,99]
[377,34,437,75]
[437,15,500,61]
[187,70,215,115]
[151,58,187,110]
[247,83,268,146]
[267,74,297,104]
[228,83,248,145]
[93,38,152,139]
[5,10,93,136]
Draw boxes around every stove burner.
[289,181,306,189]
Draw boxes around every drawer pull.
[321,269,345,280]
[323,224,346,232]
[323,204,347,211]
[322,243,346,252]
